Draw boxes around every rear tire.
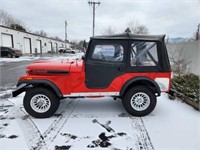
[122,86,157,117]
[23,87,60,118]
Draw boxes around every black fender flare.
[120,76,161,97]
[14,79,63,98]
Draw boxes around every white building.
[0,25,70,55]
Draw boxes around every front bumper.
[12,83,29,97]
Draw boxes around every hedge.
[169,74,200,110]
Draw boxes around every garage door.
[54,43,58,53]
[36,40,42,54]
[24,38,31,54]
[48,42,52,52]
[2,34,13,47]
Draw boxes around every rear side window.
[130,41,158,66]
[92,44,124,62]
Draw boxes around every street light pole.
[65,20,67,42]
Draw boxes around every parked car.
[59,48,75,54]
[13,32,171,118]
[0,46,23,58]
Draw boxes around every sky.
[0,0,199,41]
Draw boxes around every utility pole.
[88,1,101,36]
[196,24,200,40]
[65,20,67,42]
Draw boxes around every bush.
[171,74,199,106]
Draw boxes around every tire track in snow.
[2,97,154,150]
[4,98,78,150]
[34,98,80,150]
[130,117,154,150]
[0,99,46,149]
[0,100,15,135]
[16,107,47,150]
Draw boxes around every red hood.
[27,59,83,74]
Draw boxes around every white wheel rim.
[30,94,51,113]
[130,92,150,111]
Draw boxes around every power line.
[88,1,101,36]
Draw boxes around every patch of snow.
[0,56,40,63]
[0,120,29,150]
[0,93,199,150]
[0,90,13,100]
[143,93,200,150]
[0,53,84,64]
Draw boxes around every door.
[2,34,13,47]
[85,40,127,89]
[48,42,52,52]
[54,43,58,53]
[24,38,31,54]
[36,40,42,54]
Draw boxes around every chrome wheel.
[130,92,150,111]
[30,94,51,113]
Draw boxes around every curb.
[168,91,200,111]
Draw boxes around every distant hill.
[166,37,194,43]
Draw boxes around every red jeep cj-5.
[13,32,171,118]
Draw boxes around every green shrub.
[171,74,199,104]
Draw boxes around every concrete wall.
[0,26,70,55]
[166,41,200,75]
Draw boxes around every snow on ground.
[0,93,199,150]
[0,56,40,64]
[0,52,84,66]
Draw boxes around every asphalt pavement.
[0,60,35,90]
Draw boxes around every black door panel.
[85,40,128,89]
[85,61,125,88]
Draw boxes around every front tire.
[23,87,60,118]
[7,53,12,58]
[122,86,157,117]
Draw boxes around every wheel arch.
[120,76,161,97]
[17,80,63,98]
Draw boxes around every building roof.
[91,32,166,41]
[0,25,67,43]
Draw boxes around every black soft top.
[91,32,165,42]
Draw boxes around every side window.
[130,41,158,66]
[92,44,124,62]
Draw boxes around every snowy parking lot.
[0,53,84,64]
[0,93,199,150]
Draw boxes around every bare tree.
[0,9,22,27]
[194,23,200,40]
[10,23,26,31]
[51,36,63,41]
[127,19,149,35]
[34,30,48,37]
[70,40,79,49]
[102,26,115,35]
